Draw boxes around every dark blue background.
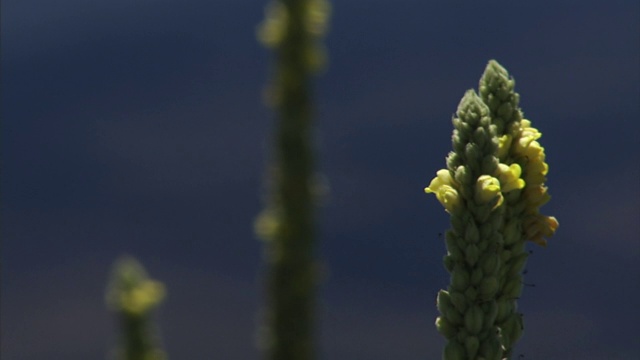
[2,1,639,359]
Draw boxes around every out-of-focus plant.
[425,60,558,360]
[254,0,330,360]
[106,255,167,360]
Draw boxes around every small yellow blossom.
[497,163,525,193]
[257,2,289,48]
[497,135,513,161]
[475,175,503,208]
[119,280,166,315]
[514,120,543,158]
[520,119,541,140]
[425,169,460,213]
[524,214,559,247]
[522,185,551,207]
[305,0,331,36]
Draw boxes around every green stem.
[257,1,330,359]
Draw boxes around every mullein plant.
[425,60,558,360]
[106,256,167,360]
[255,1,330,360]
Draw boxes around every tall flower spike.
[427,60,558,359]
[477,60,558,356]
[428,90,506,360]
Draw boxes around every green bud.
[464,286,478,302]
[484,300,498,326]
[473,128,487,148]
[479,335,502,360]
[454,165,470,186]
[465,335,480,359]
[479,223,492,241]
[503,220,519,245]
[435,316,458,339]
[438,290,464,325]
[449,249,465,263]
[508,254,528,277]
[496,301,512,323]
[465,143,481,163]
[504,278,523,299]
[480,253,500,275]
[510,240,525,255]
[464,222,480,243]
[447,152,461,172]
[445,231,457,249]
[451,216,464,235]
[450,291,467,313]
[481,155,498,174]
[498,102,513,119]
[470,267,484,286]
[480,276,499,299]
[464,305,484,335]
[443,340,466,360]
[451,266,470,291]
[443,254,455,272]
[452,117,463,131]
[465,244,480,266]
[501,314,524,350]
[498,263,508,279]
[500,250,512,262]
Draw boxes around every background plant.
[106,256,167,360]
[255,0,331,359]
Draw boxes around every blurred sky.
[2,1,639,359]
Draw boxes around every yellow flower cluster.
[117,280,166,316]
[424,169,460,213]
[511,119,558,246]
[426,163,526,213]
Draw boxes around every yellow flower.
[514,120,543,158]
[475,175,503,208]
[497,135,513,161]
[305,0,331,36]
[119,280,166,315]
[522,185,551,208]
[425,169,460,213]
[497,163,525,193]
[257,2,289,48]
[524,214,559,247]
[520,119,541,140]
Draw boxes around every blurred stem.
[266,1,316,359]
[257,0,329,357]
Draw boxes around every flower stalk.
[255,1,330,359]
[425,60,558,359]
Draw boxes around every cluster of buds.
[425,60,558,359]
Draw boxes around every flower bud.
[465,336,480,359]
[475,175,503,208]
[425,169,461,213]
[436,316,457,340]
[497,163,525,192]
[464,305,484,334]
[443,340,466,360]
